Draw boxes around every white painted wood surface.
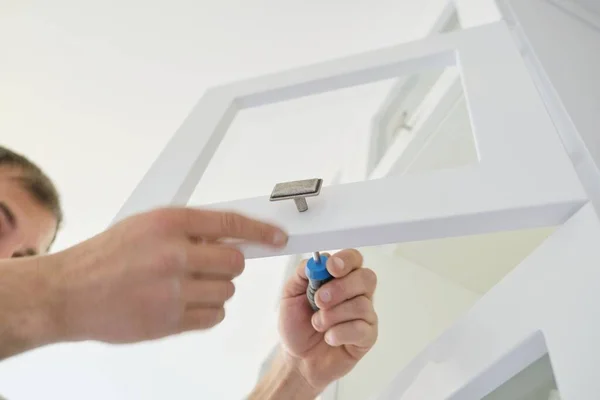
[197,19,588,259]
[369,68,463,179]
[503,0,600,213]
[115,22,586,261]
[371,1,600,398]
[112,2,600,398]
[374,203,600,400]
[454,0,503,28]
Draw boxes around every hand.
[50,207,287,343]
[278,249,378,392]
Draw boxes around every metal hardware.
[306,251,333,312]
[312,251,321,263]
[270,178,323,212]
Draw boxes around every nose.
[0,235,24,259]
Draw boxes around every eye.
[0,213,6,236]
[0,203,15,236]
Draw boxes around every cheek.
[34,222,58,254]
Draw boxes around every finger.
[179,307,225,332]
[324,320,377,350]
[186,243,245,277]
[182,209,288,247]
[315,268,377,310]
[326,249,363,278]
[189,236,219,245]
[312,295,376,332]
[182,279,235,307]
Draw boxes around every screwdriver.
[305,251,334,311]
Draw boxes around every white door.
[114,0,600,398]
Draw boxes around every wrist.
[248,346,321,400]
[0,255,64,359]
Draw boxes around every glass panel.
[483,354,560,400]
[190,68,476,206]
[191,78,396,205]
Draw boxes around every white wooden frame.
[370,1,600,398]
[547,0,600,31]
[113,21,587,261]
[372,203,600,400]
[109,2,600,399]
[367,0,460,176]
[369,67,464,180]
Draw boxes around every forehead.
[0,167,58,253]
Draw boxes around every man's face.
[0,167,58,259]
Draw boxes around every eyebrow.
[0,202,38,257]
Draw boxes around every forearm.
[0,255,63,360]
[248,347,321,400]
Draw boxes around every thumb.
[282,253,330,299]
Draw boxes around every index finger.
[183,209,288,247]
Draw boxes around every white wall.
[336,247,481,400]
[0,1,454,399]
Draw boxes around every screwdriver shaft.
[312,251,321,263]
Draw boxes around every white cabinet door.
[372,0,600,399]
[113,21,585,259]
[374,204,600,400]
[114,5,600,399]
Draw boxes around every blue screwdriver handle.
[305,253,333,311]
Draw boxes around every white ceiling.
[0,1,449,399]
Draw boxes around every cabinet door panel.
[374,204,600,400]
[113,21,586,259]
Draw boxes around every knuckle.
[193,248,212,269]
[361,268,377,290]
[349,248,364,265]
[228,249,246,276]
[355,319,370,335]
[184,208,197,233]
[319,311,332,328]
[329,279,345,298]
[150,207,181,232]
[232,262,246,277]
[224,281,235,300]
[220,249,246,278]
[198,309,220,328]
[156,246,185,275]
[369,323,379,346]
[353,295,371,315]
[372,310,379,326]
[221,212,244,234]
[259,225,272,242]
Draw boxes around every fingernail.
[332,257,344,271]
[312,313,322,330]
[232,251,244,265]
[272,230,288,246]
[325,331,336,346]
[216,308,225,323]
[319,289,331,303]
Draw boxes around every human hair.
[0,146,63,245]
